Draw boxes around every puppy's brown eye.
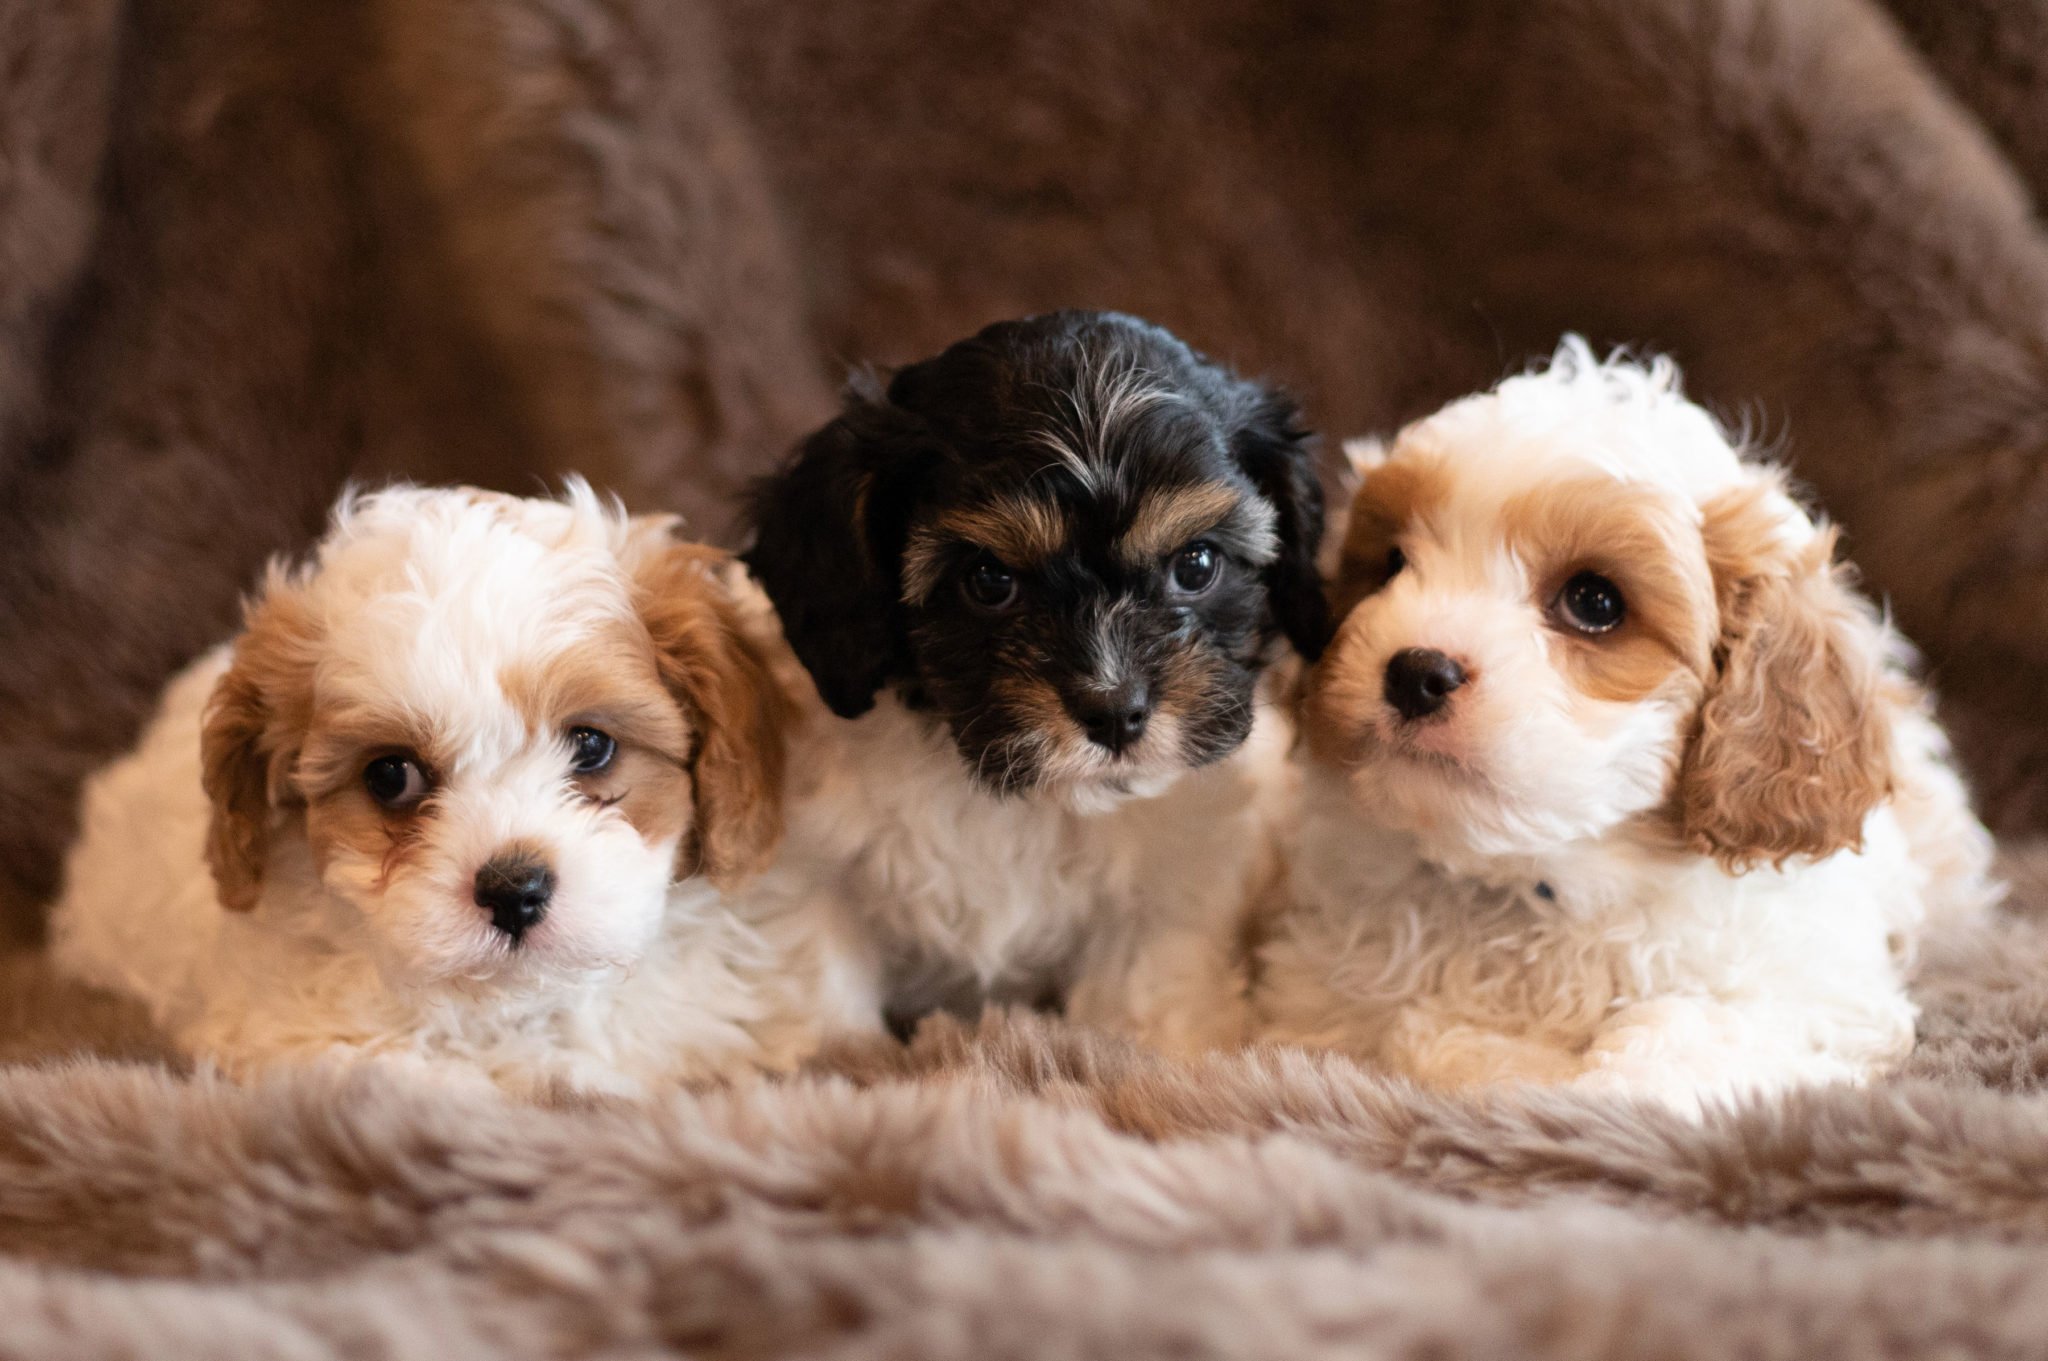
[568,726,616,775]
[961,555,1020,612]
[1385,545,1406,577]
[1168,541,1220,595]
[1556,571,1626,634]
[364,754,431,810]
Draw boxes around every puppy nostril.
[1071,685,1152,755]
[473,858,554,942]
[1383,648,1468,721]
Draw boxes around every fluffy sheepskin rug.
[0,846,2043,1359]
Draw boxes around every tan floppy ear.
[1677,485,1895,870]
[199,583,318,911]
[635,542,789,889]
[199,664,274,912]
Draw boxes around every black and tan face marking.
[901,460,1281,792]
[745,309,1329,795]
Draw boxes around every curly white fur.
[1258,340,2000,1115]
[52,486,808,1097]
[725,616,1292,1054]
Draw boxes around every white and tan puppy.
[53,484,805,1097]
[1258,340,1998,1113]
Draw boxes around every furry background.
[4,2,2048,1351]
[5,0,2048,937]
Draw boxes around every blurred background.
[2,0,2046,938]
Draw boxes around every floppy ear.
[1677,486,1895,870]
[742,385,928,719]
[199,666,275,913]
[637,545,789,889]
[199,585,317,912]
[1227,385,1330,661]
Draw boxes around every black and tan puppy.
[735,310,1325,1050]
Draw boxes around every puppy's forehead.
[901,317,1228,481]
[302,494,647,764]
[1397,346,1752,506]
[923,363,1262,541]
[1359,442,1703,572]
[892,322,1287,592]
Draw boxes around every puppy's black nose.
[473,858,553,941]
[1069,684,1152,755]
[1383,648,1467,721]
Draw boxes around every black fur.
[744,310,1327,793]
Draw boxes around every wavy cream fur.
[52,486,807,1097]
[727,623,1291,1054]
[1259,341,1999,1114]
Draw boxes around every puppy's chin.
[1053,762,1189,815]
[1330,724,1507,848]
[971,734,1190,811]
[1321,705,1681,865]
[952,704,1228,811]
[1338,745,1532,860]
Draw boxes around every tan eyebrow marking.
[295,706,447,799]
[901,497,1071,603]
[934,498,1070,564]
[1328,454,1454,622]
[1499,475,1717,680]
[499,636,694,764]
[1115,483,1248,566]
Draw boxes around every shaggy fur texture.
[49,487,809,1096]
[0,844,2043,1356]
[736,312,1314,1053]
[1264,343,1997,1112]
[7,1,2048,1344]
[11,0,2048,934]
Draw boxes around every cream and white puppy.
[1258,340,1999,1113]
[52,484,805,1097]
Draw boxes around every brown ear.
[199,664,274,912]
[199,584,318,911]
[1677,487,1894,870]
[635,544,788,889]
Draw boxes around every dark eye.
[961,555,1020,612]
[1385,545,1406,577]
[1168,541,1221,595]
[1556,571,1626,634]
[569,726,617,775]
[363,754,431,810]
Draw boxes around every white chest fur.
[1258,762,1943,1107]
[741,693,1286,1041]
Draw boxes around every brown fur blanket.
[0,842,2043,1358]
[6,0,2048,1353]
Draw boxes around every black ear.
[743,387,927,718]
[1228,386,1330,661]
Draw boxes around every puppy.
[1258,340,1999,1112]
[740,310,1327,1051]
[52,484,804,1097]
